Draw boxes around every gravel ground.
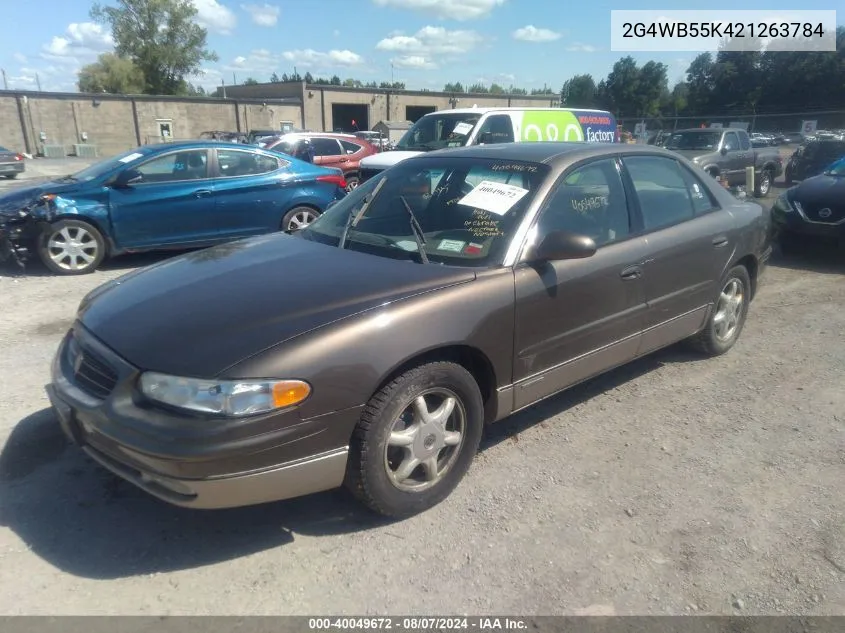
[0,162,843,616]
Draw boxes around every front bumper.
[47,322,361,509]
[771,205,845,241]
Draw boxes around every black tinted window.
[624,156,696,230]
[311,138,341,157]
[739,133,751,150]
[340,140,363,154]
[536,159,630,246]
[475,115,515,145]
[217,150,282,177]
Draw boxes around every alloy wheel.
[47,226,99,272]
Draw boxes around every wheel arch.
[46,214,114,256]
[731,254,759,299]
[371,344,499,424]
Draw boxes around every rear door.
[620,154,736,356]
[108,148,219,249]
[721,131,745,184]
[212,147,291,238]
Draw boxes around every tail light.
[14,154,23,161]
[317,174,347,189]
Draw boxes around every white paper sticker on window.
[457,180,529,216]
[119,152,144,163]
[437,238,465,252]
[452,122,474,136]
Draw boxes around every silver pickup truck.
[663,128,783,197]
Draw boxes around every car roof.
[433,107,613,116]
[140,140,276,152]
[278,132,358,140]
[423,141,677,166]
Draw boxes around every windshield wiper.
[399,195,429,264]
[56,174,78,182]
[338,177,387,250]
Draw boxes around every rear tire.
[344,361,484,518]
[281,206,320,233]
[688,265,751,357]
[38,218,106,275]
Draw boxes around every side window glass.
[535,158,630,247]
[135,150,208,182]
[623,155,696,230]
[312,138,342,157]
[475,115,514,145]
[739,133,751,151]
[723,132,739,151]
[677,164,720,215]
[217,150,282,177]
[340,140,363,154]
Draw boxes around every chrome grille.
[68,337,118,399]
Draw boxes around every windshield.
[395,113,482,151]
[271,140,295,155]
[300,156,549,267]
[68,147,151,182]
[665,131,721,151]
[825,157,845,176]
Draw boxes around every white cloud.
[512,25,561,42]
[241,3,279,27]
[376,26,483,59]
[192,0,237,35]
[566,43,598,52]
[13,53,27,63]
[223,49,276,74]
[41,22,113,61]
[392,55,437,70]
[282,49,364,67]
[371,0,505,21]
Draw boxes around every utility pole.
[233,72,237,85]
[221,78,226,98]
[1,69,7,90]
[36,73,41,91]
[391,63,394,84]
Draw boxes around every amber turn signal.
[271,380,311,408]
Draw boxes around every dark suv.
[785,139,845,184]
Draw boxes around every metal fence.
[617,110,845,135]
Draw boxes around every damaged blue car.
[0,141,347,275]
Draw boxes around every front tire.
[754,168,773,197]
[344,361,484,518]
[281,206,320,232]
[688,265,751,357]
[38,219,106,275]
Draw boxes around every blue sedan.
[0,141,347,275]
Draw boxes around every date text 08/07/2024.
[308,617,529,630]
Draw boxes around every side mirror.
[114,169,143,187]
[526,230,597,263]
[720,147,729,155]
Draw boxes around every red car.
[266,133,378,191]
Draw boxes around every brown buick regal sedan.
[46,142,772,518]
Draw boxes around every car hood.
[78,233,477,377]
[360,151,423,170]
[668,149,713,161]
[791,174,845,204]
[0,179,82,218]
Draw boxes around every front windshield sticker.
[464,209,505,237]
[437,238,465,252]
[463,242,484,255]
[458,180,529,216]
[119,152,144,163]
[395,240,420,252]
[452,122,474,136]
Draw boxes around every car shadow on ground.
[0,343,701,579]
[768,240,845,275]
[0,250,191,279]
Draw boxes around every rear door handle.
[194,189,212,198]
[620,265,642,280]
[712,236,729,248]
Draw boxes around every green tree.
[636,60,668,117]
[343,78,363,87]
[443,82,465,92]
[78,52,146,94]
[531,86,555,95]
[468,83,489,93]
[684,53,715,115]
[508,86,527,95]
[304,72,314,83]
[489,83,505,94]
[600,56,641,116]
[243,77,258,85]
[91,0,218,95]
[270,72,281,83]
[380,81,406,89]
[330,75,342,85]
[561,74,597,107]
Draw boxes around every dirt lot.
[0,161,843,616]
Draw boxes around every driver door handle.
[620,265,642,280]
[712,236,729,248]
[194,189,212,198]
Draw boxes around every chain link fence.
[618,110,845,137]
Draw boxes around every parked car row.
[0,141,347,274]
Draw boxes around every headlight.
[772,192,793,213]
[138,372,311,417]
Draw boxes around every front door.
[513,157,648,410]
[721,130,745,185]
[620,154,737,355]
[109,148,219,249]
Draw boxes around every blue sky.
[0,0,840,93]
